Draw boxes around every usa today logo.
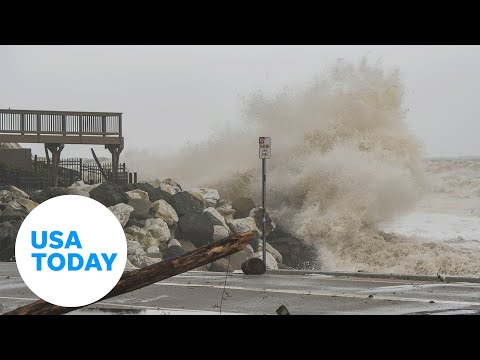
[15,195,127,307]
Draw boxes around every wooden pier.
[0,109,124,186]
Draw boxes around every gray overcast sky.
[1,45,480,159]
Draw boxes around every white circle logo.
[15,195,127,307]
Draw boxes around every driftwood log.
[3,230,254,315]
[241,258,266,275]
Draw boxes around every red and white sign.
[259,137,271,159]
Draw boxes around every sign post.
[259,137,271,265]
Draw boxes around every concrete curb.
[266,269,480,284]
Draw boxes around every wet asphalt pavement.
[1,262,480,315]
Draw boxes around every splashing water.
[126,59,480,276]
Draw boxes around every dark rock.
[0,221,20,261]
[29,187,67,204]
[168,224,177,240]
[241,257,266,275]
[232,197,256,219]
[127,199,152,220]
[0,204,28,222]
[164,245,185,260]
[177,212,218,248]
[0,222,14,250]
[90,182,129,207]
[249,207,276,237]
[29,190,43,203]
[249,230,261,252]
[171,191,205,217]
[0,246,14,262]
[148,188,174,205]
[276,305,290,315]
[267,226,320,270]
[203,211,224,228]
[125,218,146,228]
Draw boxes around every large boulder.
[7,201,23,211]
[16,198,38,212]
[0,204,28,222]
[171,191,205,217]
[204,207,229,229]
[146,246,162,258]
[227,217,260,250]
[65,187,90,197]
[0,220,21,261]
[28,190,42,203]
[29,187,67,204]
[151,200,178,225]
[146,179,181,195]
[89,182,129,207]
[227,217,258,234]
[192,188,219,207]
[249,207,276,237]
[6,186,28,200]
[69,180,89,191]
[121,183,174,205]
[216,200,236,221]
[125,226,159,248]
[125,218,146,228]
[86,183,101,192]
[177,212,223,248]
[126,189,149,201]
[66,181,90,197]
[161,178,182,193]
[0,221,15,260]
[127,239,162,268]
[127,198,152,220]
[160,183,178,195]
[267,226,320,270]
[232,197,256,219]
[108,203,134,228]
[164,244,185,260]
[0,190,12,203]
[212,225,230,241]
[146,179,162,188]
[204,208,231,241]
[144,218,170,244]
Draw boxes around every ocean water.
[381,158,480,249]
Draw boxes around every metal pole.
[262,158,266,264]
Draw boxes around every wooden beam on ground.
[3,231,254,315]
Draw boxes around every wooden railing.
[0,109,122,137]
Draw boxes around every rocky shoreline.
[0,179,319,272]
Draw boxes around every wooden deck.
[0,109,123,145]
